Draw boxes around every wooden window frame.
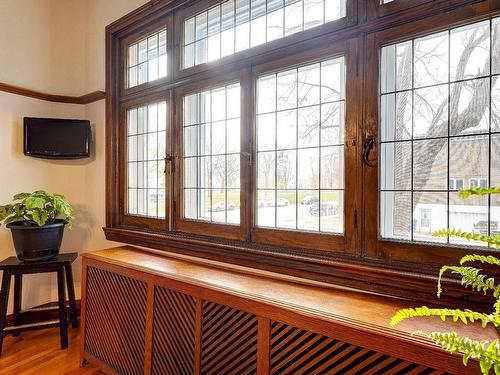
[250,39,361,254]
[364,7,500,266]
[173,69,251,241]
[105,0,500,306]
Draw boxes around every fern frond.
[416,332,500,375]
[494,297,500,316]
[460,187,500,198]
[390,306,500,328]
[433,229,500,248]
[438,266,496,298]
[461,255,500,266]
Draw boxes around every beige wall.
[0,0,147,313]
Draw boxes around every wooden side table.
[0,252,78,357]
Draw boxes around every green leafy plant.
[0,191,74,228]
[391,187,500,374]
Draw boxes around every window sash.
[174,70,250,241]
[250,39,359,253]
[119,92,172,231]
[364,11,500,264]
[126,28,168,88]
[379,17,499,246]
[254,57,346,235]
[120,17,174,96]
[180,0,348,69]
[182,82,242,225]
[172,0,357,82]
[126,100,168,219]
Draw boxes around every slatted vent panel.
[84,266,147,375]
[270,321,446,375]
[201,301,258,375]
[151,287,196,375]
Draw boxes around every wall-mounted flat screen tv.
[24,117,91,159]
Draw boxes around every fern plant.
[391,187,500,375]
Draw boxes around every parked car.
[268,198,289,207]
[208,201,236,212]
[309,201,338,217]
[473,220,500,235]
[301,196,319,205]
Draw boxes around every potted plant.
[391,187,500,374]
[0,191,74,262]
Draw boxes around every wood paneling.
[0,82,105,104]
[84,266,147,375]
[151,286,196,375]
[80,247,491,375]
[200,301,258,375]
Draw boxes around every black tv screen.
[24,117,91,159]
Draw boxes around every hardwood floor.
[0,327,102,375]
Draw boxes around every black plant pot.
[6,219,66,262]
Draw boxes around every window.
[255,57,345,233]
[107,0,500,297]
[112,0,355,247]
[126,101,168,219]
[379,18,500,245]
[469,178,488,189]
[449,178,464,191]
[182,83,241,225]
[182,0,347,68]
[127,28,167,88]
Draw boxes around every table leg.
[65,265,78,328]
[0,271,11,358]
[57,268,68,349]
[13,274,22,337]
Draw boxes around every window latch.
[164,155,174,173]
[363,136,375,167]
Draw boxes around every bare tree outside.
[256,56,345,233]
[380,18,500,243]
[182,84,241,224]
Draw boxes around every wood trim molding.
[0,82,105,105]
[103,226,494,311]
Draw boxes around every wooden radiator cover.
[151,286,196,375]
[84,266,148,375]
[80,247,487,375]
[200,301,258,374]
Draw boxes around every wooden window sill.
[103,226,492,310]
